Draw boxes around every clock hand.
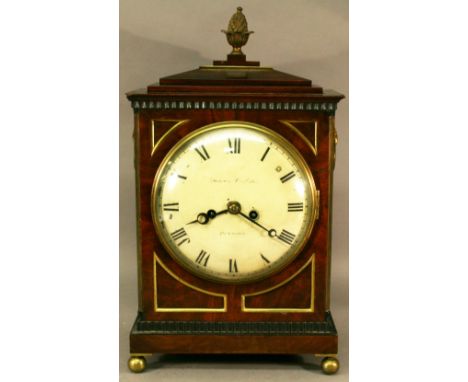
[237,211,277,238]
[186,209,229,225]
[186,213,209,225]
[207,209,228,219]
[226,201,277,237]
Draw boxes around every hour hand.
[186,209,229,225]
[186,213,209,225]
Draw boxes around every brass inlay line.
[199,65,272,71]
[153,252,227,312]
[151,119,189,157]
[241,254,315,313]
[279,120,318,156]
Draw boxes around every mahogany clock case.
[127,63,343,354]
[120,0,348,376]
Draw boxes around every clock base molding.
[129,311,338,355]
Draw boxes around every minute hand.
[238,211,277,238]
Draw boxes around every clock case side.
[132,112,144,312]
[127,66,344,354]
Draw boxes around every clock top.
[127,7,344,102]
[157,66,316,90]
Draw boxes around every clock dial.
[152,121,317,283]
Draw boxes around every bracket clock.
[126,7,344,375]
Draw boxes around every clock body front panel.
[152,122,318,285]
[131,104,336,323]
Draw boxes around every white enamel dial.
[152,121,317,284]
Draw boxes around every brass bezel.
[151,121,318,285]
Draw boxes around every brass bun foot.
[128,356,146,373]
[321,356,339,375]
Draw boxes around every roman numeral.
[229,259,238,273]
[195,145,210,161]
[280,171,296,183]
[163,202,179,211]
[170,227,190,246]
[278,229,296,245]
[195,250,210,266]
[288,202,304,212]
[170,227,186,241]
[260,254,271,264]
[228,137,241,154]
[260,146,270,161]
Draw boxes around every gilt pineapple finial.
[221,6,254,55]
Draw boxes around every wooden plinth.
[129,312,338,355]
